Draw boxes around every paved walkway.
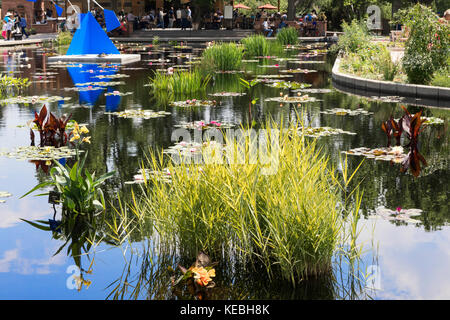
[0,33,57,47]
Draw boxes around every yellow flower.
[191,267,215,287]
[45,160,52,166]
[70,133,80,142]
[80,126,89,134]
[72,122,80,135]
[82,136,91,144]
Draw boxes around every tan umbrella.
[258,4,278,10]
[234,4,251,10]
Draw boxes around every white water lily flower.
[390,146,404,155]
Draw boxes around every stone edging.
[332,56,450,105]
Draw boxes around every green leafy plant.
[55,31,73,46]
[0,75,30,98]
[22,122,114,215]
[149,69,212,94]
[241,35,269,57]
[394,4,450,84]
[201,42,244,72]
[276,27,298,46]
[152,35,160,46]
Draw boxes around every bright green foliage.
[331,19,371,55]
[55,31,73,46]
[149,69,211,94]
[276,27,299,46]
[0,75,30,98]
[394,4,450,84]
[114,120,362,284]
[201,42,244,72]
[22,152,114,216]
[241,35,270,57]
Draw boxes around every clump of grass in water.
[201,42,244,72]
[276,27,299,46]
[55,31,73,46]
[148,69,211,94]
[241,35,270,57]
[112,119,364,285]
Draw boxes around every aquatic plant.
[201,42,244,72]
[149,69,211,94]
[0,75,30,98]
[112,120,363,285]
[276,27,299,46]
[55,31,73,46]
[241,35,269,57]
[22,122,114,215]
[30,105,73,148]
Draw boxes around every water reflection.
[0,42,448,299]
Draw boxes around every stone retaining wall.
[332,56,450,108]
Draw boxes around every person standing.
[19,14,29,39]
[158,8,165,29]
[180,6,187,30]
[263,18,273,37]
[176,7,182,28]
[186,5,192,28]
[4,12,14,41]
[168,7,175,28]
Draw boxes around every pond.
[0,41,448,300]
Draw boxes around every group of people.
[2,12,28,41]
[120,6,193,31]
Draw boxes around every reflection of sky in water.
[0,46,448,299]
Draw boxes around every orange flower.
[191,267,215,287]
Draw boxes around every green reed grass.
[241,35,270,57]
[149,69,211,94]
[111,119,363,285]
[201,42,244,72]
[276,27,299,45]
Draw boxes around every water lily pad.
[371,206,423,224]
[170,99,217,108]
[320,108,373,116]
[343,146,406,163]
[297,126,356,137]
[265,94,318,103]
[208,92,246,97]
[0,146,82,162]
[174,120,234,130]
[0,95,71,105]
[104,91,133,97]
[105,109,171,119]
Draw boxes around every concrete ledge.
[48,54,141,64]
[332,56,450,108]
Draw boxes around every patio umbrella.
[258,4,278,10]
[234,4,251,10]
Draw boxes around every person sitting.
[277,17,287,33]
[263,19,273,37]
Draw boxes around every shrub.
[330,20,371,55]
[276,27,298,45]
[394,4,450,84]
[430,69,450,87]
[201,42,244,72]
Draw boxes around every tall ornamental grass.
[241,35,270,57]
[201,42,244,72]
[114,120,362,284]
[148,69,211,94]
[276,27,299,45]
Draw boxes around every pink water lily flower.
[396,207,402,213]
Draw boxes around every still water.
[0,42,448,299]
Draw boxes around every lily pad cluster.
[280,68,317,74]
[125,168,173,184]
[104,91,133,97]
[342,146,406,162]
[105,109,171,119]
[0,95,71,105]
[266,81,312,90]
[298,126,356,137]
[170,99,217,108]
[265,94,317,103]
[174,120,234,130]
[0,146,82,162]
[208,92,246,97]
[320,108,373,116]
[371,206,422,224]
